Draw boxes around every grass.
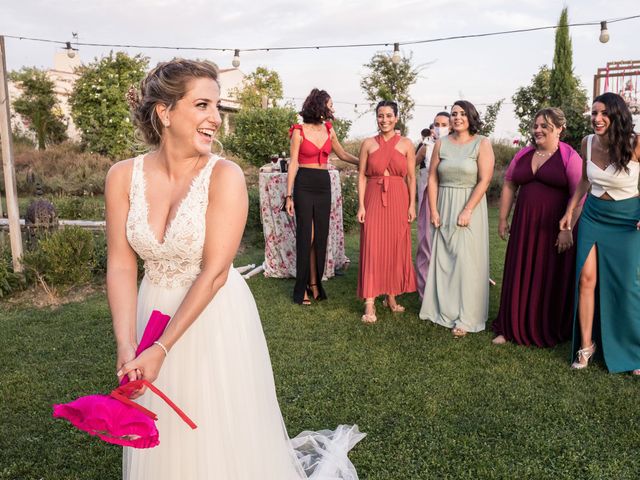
[1,208,639,479]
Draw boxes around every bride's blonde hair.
[130,59,219,147]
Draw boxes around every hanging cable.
[2,14,638,54]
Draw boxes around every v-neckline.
[588,158,613,172]
[140,153,211,246]
[301,124,330,150]
[531,149,557,176]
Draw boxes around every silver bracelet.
[153,340,169,356]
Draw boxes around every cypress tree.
[549,7,576,106]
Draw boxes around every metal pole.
[0,36,23,271]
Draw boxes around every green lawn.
[1,209,639,479]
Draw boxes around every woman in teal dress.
[419,100,495,336]
[560,92,640,374]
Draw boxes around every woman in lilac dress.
[493,108,584,347]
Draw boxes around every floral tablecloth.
[259,170,349,278]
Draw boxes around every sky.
[2,0,639,142]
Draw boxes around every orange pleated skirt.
[357,175,416,298]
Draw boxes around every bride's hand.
[117,344,167,398]
[116,342,137,381]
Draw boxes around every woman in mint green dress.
[419,100,495,336]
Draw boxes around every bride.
[105,59,364,479]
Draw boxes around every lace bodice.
[126,154,219,288]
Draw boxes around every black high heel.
[307,283,321,300]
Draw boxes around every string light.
[232,49,240,68]
[65,41,76,59]
[391,43,401,64]
[3,13,637,58]
[599,21,610,43]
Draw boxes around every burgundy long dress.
[493,150,577,347]
[358,134,416,298]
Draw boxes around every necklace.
[535,147,558,157]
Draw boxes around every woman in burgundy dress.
[357,101,416,323]
[493,108,584,346]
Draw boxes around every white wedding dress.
[123,153,364,479]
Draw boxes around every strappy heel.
[452,327,468,338]
[361,300,377,324]
[307,283,321,301]
[571,343,596,369]
[382,298,405,313]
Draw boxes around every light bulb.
[391,43,401,65]
[599,21,610,43]
[232,49,240,68]
[65,41,76,58]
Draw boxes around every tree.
[234,66,283,109]
[222,106,298,167]
[513,8,589,149]
[360,52,421,135]
[9,67,67,149]
[549,8,576,106]
[549,7,590,148]
[512,66,552,137]
[478,99,504,137]
[332,117,352,142]
[70,51,148,158]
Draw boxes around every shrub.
[0,247,24,298]
[341,172,359,233]
[492,140,520,169]
[69,51,148,159]
[23,227,96,289]
[332,117,352,143]
[243,186,264,249]
[53,196,105,220]
[9,142,113,196]
[222,106,298,167]
[488,140,520,204]
[92,231,108,277]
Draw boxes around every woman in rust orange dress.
[357,101,417,323]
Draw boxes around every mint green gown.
[419,135,490,332]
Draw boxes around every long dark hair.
[592,92,635,173]
[300,88,333,124]
[452,100,482,135]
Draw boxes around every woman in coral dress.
[357,100,417,323]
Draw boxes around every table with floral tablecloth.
[259,170,349,278]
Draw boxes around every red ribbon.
[110,379,197,430]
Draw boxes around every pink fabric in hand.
[52,310,196,449]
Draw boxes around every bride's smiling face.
[162,77,222,155]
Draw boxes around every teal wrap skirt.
[572,194,640,373]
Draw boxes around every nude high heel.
[571,343,596,369]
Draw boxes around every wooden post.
[0,36,23,271]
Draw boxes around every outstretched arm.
[330,128,359,165]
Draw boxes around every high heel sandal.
[382,298,405,313]
[571,343,596,369]
[452,327,467,338]
[307,283,321,301]
[361,300,377,324]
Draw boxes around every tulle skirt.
[123,269,364,479]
